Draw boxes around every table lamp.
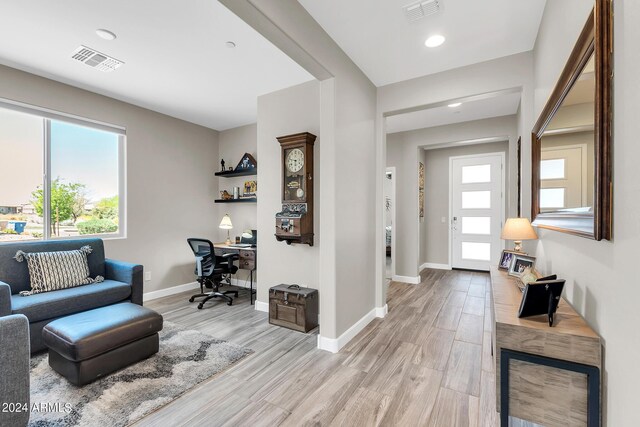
[500,217,538,252]
[219,214,233,244]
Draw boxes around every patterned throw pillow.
[14,245,104,296]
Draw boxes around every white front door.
[451,154,504,271]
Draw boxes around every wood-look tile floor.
[135,269,497,427]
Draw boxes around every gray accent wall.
[0,64,219,294]
[532,1,640,424]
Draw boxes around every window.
[461,191,491,209]
[462,164,491,184]
[0,102,125,242]
[540,158,565,180]
[540,188,565,209]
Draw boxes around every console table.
[489,267,602,426]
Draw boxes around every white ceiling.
[0,0,313,130]
[386,91,521,134]
[299,0,547,86]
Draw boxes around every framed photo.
[498,250,518,270]
[508,254,537,277]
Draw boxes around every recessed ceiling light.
[448,102,462,108]
[424,34,445,48]
[95,29,117,41]
[225,41,236,48]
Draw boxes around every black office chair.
[187,238,239,308]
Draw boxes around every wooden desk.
[489,267,602,426]
[214,243,256,304]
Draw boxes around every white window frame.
[1,98,126,241]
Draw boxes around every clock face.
[286,148,305,173]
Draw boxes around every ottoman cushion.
[42,302,163,362]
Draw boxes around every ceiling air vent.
[403,0,441,22]
[71,45,124,72]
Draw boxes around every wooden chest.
[269,284,318,333]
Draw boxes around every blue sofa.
[0,238,143,353]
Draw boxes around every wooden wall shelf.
[215,169,257,178]
[214,198,257,204]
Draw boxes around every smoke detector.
[71,45,124,72]
[403,0,441,22]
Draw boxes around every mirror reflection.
[539,53,595,213]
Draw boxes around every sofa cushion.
[14,246,104,295]
[10,280,131,323]
[0,239,106,294]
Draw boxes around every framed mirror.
[531,1,612,240]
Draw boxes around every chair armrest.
[105,259,143,305]
[0,314,30,427]
[0,281,12,317]
[221,253,239,261]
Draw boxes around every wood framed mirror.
[531,0,612,240]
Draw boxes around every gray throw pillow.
[14,245,104,296]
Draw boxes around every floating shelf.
[215,169,257,178]
[214,198,257,204]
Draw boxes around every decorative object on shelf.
[275,132,316,246]
[519,266,542,287]
[235,153,257,171]
[220,158,225,172]
[500,218,538,252]
[220,190,233,200]
[508,254,536,278]
[518,278,566,327]
[418,162,425,219]
[235,236,240,244]
[233,187,240,199]
[243,180,257,197]
[219,214,233,244]
[228,167,233,171]
[498,249,519,270]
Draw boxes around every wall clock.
[275,132,316,246]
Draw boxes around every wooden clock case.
[275,132,316,246]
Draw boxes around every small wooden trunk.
[269,284,318,333]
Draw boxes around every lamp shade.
[219,214,233,230]
[500,218,538,240]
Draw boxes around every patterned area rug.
[28,322,252,427]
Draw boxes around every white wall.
[532,1,640,425]
[386,115,518,277]
[0,64,219,293]
[255,81,320,303]
[222,0,378,344]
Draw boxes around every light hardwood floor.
[135,269,498,427]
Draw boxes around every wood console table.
[489,267,602,426]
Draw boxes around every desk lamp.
[219,214,233,245]
[500,217,538,252]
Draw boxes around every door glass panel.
[461,242,491,261]
[462,164,491,183]
[540,188,565,209]
[461,217,491,235]
[540,158,565,180]
[461,191,491,209]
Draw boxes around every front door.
[451,154,504,271]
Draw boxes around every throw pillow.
[14,245,104,296]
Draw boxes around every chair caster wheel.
[189,297,195,303]
[197,303,204,309]
[227,301,233,306]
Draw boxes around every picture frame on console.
[508,254,536,277]
[498,250,518,270]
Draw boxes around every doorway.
[384,167,395,282]
[450,153,505,271]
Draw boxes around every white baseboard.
[420,262,452,271]
[254,300,269,313]
[375,304,388,318]
[228,277,257,289]
[143,281,199,302]
[392,274,420,284]
[317,307,379,353]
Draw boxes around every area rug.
[28,322,252,427]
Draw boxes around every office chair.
[187,238,239,308]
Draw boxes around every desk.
[490,267,601,426]
[214,243,257,304]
